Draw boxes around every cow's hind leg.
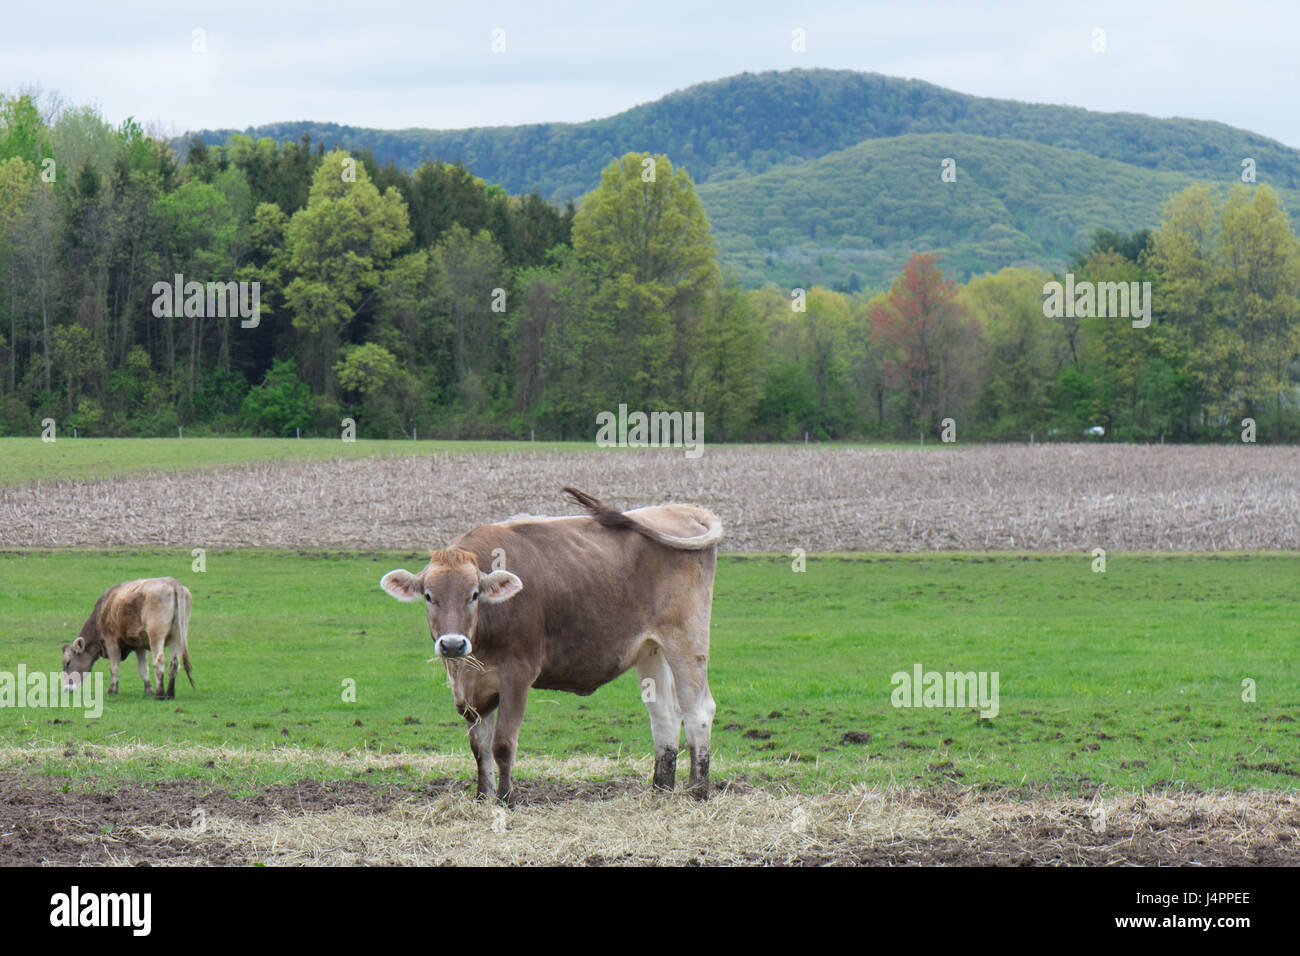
[166,648,178,699]
[665,651,715,800]
[165,605,188,697]
[135,649,152,696]
[148,623,170,700]
[635,642,682,792]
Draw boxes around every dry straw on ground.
[3,444,1298,551]
[5,770,1298,866]
[2,745,1298,866]
[158,787,1296,866]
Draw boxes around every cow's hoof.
[652,750,677,791]
[156,692,173,701]
[108,686,119,696]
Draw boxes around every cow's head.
[60,636,100,690]
[380,548,522,658]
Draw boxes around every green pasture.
[1,549,1295,795]
[0,437,601,486]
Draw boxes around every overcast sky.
[5,0,1298,148]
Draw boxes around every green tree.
[51,323,105,417]
[240,358,314,436]
[283,150,411,392]
[334,341,399,396]
[0,157,35,396]
[156,180,238,406]
[510,247,599,438]
[1149,184,1230,427]
[1217,184,1300,421]
[964,267,1058,436]
[432,224,508,397]
[0,94,51,165]
[334,341,414,437]
[692,277,763,440]
[572,153,718,408]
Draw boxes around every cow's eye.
[470,591,479,603]
[424,593,434,604]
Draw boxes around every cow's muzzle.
[435,634,472,658]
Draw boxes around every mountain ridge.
[183,68,1300,200]
[698,130,1264,288]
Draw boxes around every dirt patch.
[4,444,1299,551]
[3,772,1296,866]
[0,770,744,865]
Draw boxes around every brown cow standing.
[61,578,194,700]
[380,488,721,803]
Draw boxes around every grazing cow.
[380,487,721,802]
[61,578,194,700]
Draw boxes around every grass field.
[0,437,600,486]
[3,549,1296,797]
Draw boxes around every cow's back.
[102,577,185,647]
[450,514,715,693]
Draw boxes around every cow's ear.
[479,569,523,604]
[380,569,424,602]
[72,637,85,653]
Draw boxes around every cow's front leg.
[467,711,498,800]
[105,644,123,695]
[492,679,530,805]
[135,649,151,696]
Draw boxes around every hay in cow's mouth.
[429,652,486,673]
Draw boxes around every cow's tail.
[174,581,196,689]
[563,487,723,551]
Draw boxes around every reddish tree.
[869,252,981,433]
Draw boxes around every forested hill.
[184,68,1300,201]
[699,132,1276,289]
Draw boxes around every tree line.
[2,92,1298,443]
